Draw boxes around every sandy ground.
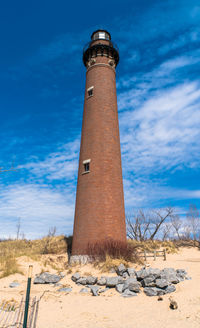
[0,247,200,328]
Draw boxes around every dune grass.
[0,235,68,278]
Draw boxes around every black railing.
[83,40,119,54]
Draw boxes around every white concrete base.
[69,255,94,265]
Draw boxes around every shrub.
[86,239,139,262]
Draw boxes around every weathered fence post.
[144,250,147,261]
[163,249,166,261]
[23,265,33,328]
[154,251,156,261]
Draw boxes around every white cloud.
[20,139,80,181]
[119,76,200,174]
[0,183,75,239]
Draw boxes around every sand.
[0,247,200,328]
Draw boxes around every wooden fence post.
[163,249,166,261]
[144,250,147,261]
[154,251,156,261]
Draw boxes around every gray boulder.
[71,272,81,282]
[58,287,72,293]
[122,278,141,293]
[164,285,176,294]
[88,285,100,296]
[141,275,156,287]
[155,279,169,289]
[121,289,137,297]
[115,283,124,293]
[116,263,126,276]
[136,268,161,280]
[106,277,123,287]
[176,269,187,275]
[185,275,192,280]
[76,277,87,285]
[86,276,97,285]
[127,268,136,277]
[9,282,20,288]
[97,277,107,286]
[34,272,61,284]
[144,287,161,296]
[122,272,129,279]
[80,288,89,294]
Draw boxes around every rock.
[58,287,72,293]
[164,285,176,294]
[34,272,61,284]
[71,272,81,282]
[122,272,129,279]
[160,269,179,284]
[176,269,187,275]
[163,268,176,275]
[122,278,141,293]
[80,288,89,294]
[86,276,97,285]
[88,285,100,296]
[109,268,116,273]
[143,287,164,296]
[76,277,87,285]
[59,272,65,278]
[169,296,178,309]
[121,289,137,297]
[53,283,62,287]
[155,279,169,289]
[158,296,163,301]
[97,277,107,286]
[115,283,124,293]
[106,277,123,287]
[116,263,126,276]
[141,275,156,287]
[136,268,161,280]
[128,282,141,293]
[9,282,20,288]
[185,275,192,280]
[127,268,136,277]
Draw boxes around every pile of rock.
[71,264,191,297]
[34,272,62,284]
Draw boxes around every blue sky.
[0,0,200,239]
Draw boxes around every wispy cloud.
[20,139,80,182]
[0,183,75,239]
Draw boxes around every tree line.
[126,204,200,242]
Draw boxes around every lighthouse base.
[69,255,93,265]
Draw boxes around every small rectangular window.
[82,159,91,174]
[87,86,94,97]
[84,162,90,172]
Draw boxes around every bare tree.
[161,221,173,241]
[186,204,200,241]
[126,210,151,241]
[126,207,175,241]
[149,207,174,240]
[170,214,183,239]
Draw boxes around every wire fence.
[0,296,39,328]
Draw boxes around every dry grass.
[95,255,131,272]
[128,239,179,254]
[0,235,68,277]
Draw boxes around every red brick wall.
[72,41,126,255]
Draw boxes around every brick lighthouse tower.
[71,30,126,261]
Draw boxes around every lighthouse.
[71,30,126,261]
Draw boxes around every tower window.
[82,159,91,174]
[87,86,94,97]
[84,162,90,172]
